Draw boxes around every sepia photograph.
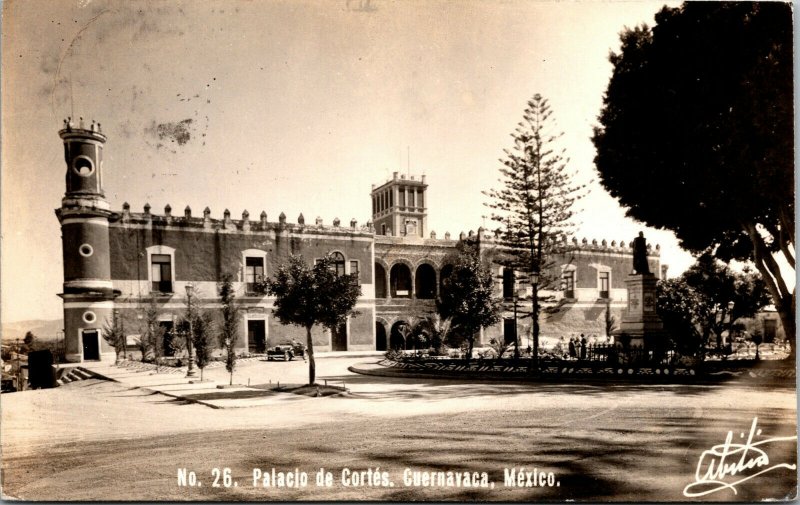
[1,0,796,501]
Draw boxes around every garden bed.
[368,356,795,383]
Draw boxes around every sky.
[1,0,694,324]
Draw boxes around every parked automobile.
[266,341,306,361]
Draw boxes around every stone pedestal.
[615,273,666,348]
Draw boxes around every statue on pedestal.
[632,231,650,275]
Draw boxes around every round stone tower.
[55,118,117,362]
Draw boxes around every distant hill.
[2,319,63,342]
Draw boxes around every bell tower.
[55,118,117,362]
[370,172,428,238]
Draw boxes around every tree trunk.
[743,222,795,359]
[306,326,316,385]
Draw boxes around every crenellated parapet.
[474,228,661,257]
[114,203,374,237]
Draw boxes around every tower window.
[78,243,94,257]
[599,271,610,299]
[72,155,95,177]
[245,257,265,294]
[350,260,360,284]
[151,254,173,293]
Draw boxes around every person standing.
[580,334,587,360]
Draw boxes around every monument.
[615,232,666,349]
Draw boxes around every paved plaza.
[1,355,796,501]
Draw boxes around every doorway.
[248,320,266,353]
[375,322,387,351]
[331,322,347,351]
[82,329,100,361]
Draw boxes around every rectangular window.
[562,271,575,299]
[599,272,610,299]
[151,254,172,293]
[503,269,516,299]
[409,189,415,208]
[389,190,393,207]
[399,188,406,207]
[350,260,359,283]
[245,257,265,294]
[418,189,424,209]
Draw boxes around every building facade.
[56,123,661,362]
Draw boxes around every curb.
[138,386,225,409]
[80,366,232,409]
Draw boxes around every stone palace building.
[56,121,661,362]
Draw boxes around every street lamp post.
[185,282,197,378]
[512,286,520,360]
[531,270,540,373]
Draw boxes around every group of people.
[559,334,614,360]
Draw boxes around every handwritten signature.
[683,417,797,498]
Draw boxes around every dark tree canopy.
[593,2,794,346]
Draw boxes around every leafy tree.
[436,241,502,361]
[592,2,794,352]
[656,254,771,357]
[177,289,215,380]
[218,274,240,386]
[102,312,126,364]
[484,93,587,369]
[683,252,771,350]
[261,253,361,385]
[23,331,35,347]
[656,278,705,357]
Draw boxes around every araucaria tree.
[436,242,502,361]
[262,254,361,385]
[484,93,587,370]
[592,2,794,353]
[218,274,240,386]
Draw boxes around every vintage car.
[266,342,306,361]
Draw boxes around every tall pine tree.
[484,94,587,371]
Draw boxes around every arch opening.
[390,263,412,298]
[415,263,436,299]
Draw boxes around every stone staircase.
[56,367,98,385]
